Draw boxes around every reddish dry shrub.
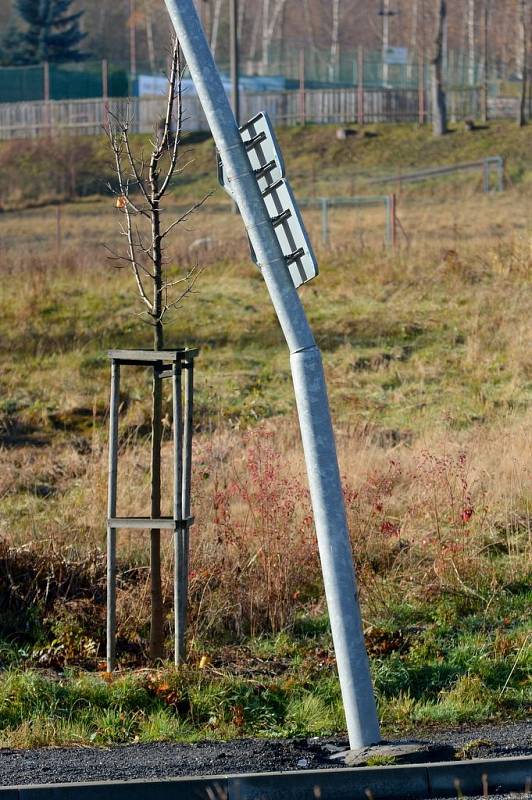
[403,449,492,596]
[1,421,528,662]
[188,429,318,638]
[186,425,529,640]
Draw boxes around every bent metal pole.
[162,0,380,749]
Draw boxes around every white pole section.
[162,0,381,749]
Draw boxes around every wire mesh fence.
[0,46,526,102]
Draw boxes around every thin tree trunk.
[145,6,156,73]
[481,0,490,122]
[442,6,448,77]
[128,0,137,80]
[303,0,316,77]
[199,0,212,41]
[468,0,476,86]
[237,0,245,39]
[210,0,224,57]
[431,0,447,135]
[408,0,419,82]
[260,0,287,75]
[330,0,340,82]
[249,2,261,61]
[97,4,107,39]
[261,0,270,73]
[382,0,390,86]
[517,0,528,126]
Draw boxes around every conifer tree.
[0,22,26,66]
[14,0,88,63]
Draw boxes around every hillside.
[1,119,532,211]
[0,119,530,747]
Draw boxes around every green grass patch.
[0,585,529,747]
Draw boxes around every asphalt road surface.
[0,721,529,787]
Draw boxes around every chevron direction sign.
[218,111,318,289]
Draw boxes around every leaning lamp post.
[161,0,381,749]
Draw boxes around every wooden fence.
[0,88,517,140]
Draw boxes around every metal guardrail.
[368,156,504,193]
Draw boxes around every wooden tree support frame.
[106,348,198,671]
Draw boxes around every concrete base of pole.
[329,740,457,767]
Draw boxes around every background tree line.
[0,0,529,78]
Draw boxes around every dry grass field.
[0,121,530,746]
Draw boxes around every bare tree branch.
[158,44,184,198]
[160,193,212,239]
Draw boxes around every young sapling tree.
[107,40,206,661]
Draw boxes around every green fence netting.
[0,61,129,103]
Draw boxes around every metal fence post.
[321,198,330,246]
[172,361,185,665]
[497,156,504,192]
[483,159,490,193]
[102,58,110,130]
[384,195,392,248]
[43,61,50,102]
[388,193,397,249]
[299,49,306,126]
[106,360,120,672]
[43,61,51,134]
[162,0,381,750]
[418,56,425,125]
[357,46,364,126]
[182,358,194,608]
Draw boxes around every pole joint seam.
[246,219,270,231]
[290,344,319,355]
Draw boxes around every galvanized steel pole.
[162,0,380,749]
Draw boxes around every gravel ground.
[0,721,529,787]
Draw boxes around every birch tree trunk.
[408,0,419,82]
[238,0,245,39]
[329,0,340,82]
[468,0,476,86]
[481,0,490,122]
[261,0,288,74]
[249,5,261,62]
[210,0,224,57]
[517,0,528,126]
[382,0,390,86]
[303,0,317,78]
[261,0,271,73]
[431,0,447,135]
[303,0,316,50]
[144,3,156,73]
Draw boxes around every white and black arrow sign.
[218,111,318,289]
